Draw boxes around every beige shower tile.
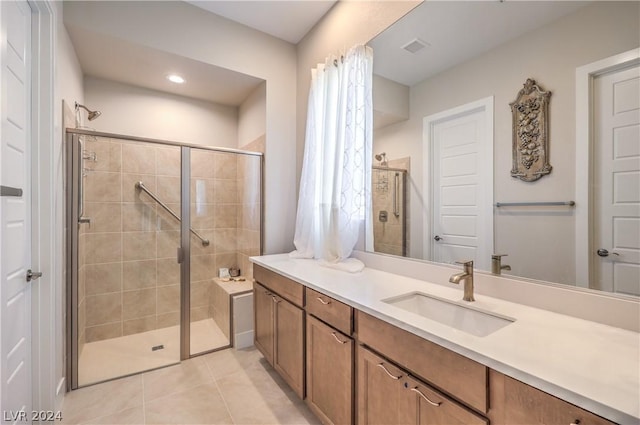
[61,374,142,424]
[122,173,155,202]
[121,202,157,232]
[123,316,157,336]
[191,178,216,205]
[84,171,122,203]
[156,258,180,286]
[83,202,122,233]
[213,179,237,203]
[123,231,156,261]
[190,149,216,178]
[190,280,211,309]
[156,311,180,329]
[157,284,180,314]
[156,175,181,204]
[85,322,122,343]
[216,204,238,229]
[86,293,122,327]
[191,204,216,230]
[156,204,181,231]
[84,233,122,264]
[142,356,213,402]
[190,254,215,282]
[85,262,122,295]
[189,306,209,322]
[213,152,237,179]
[214,253,237,272]
[156,230,180,259]
[213,229,238,253]
[122,260,157,290]
[122,288,156,320]
[78,300,86,337]
[122,143,156,174]
[155,146,181,177]
[84,139,122,173]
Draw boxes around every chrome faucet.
[449,260,475,302]
[491,254,511,275]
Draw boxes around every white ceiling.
[66,0,335,106]
[185,0,336,44]
[369,1,590,87]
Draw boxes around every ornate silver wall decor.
[510,78,552,182]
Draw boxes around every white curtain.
[290,45,373,272]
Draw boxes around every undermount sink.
[382,292,515,337]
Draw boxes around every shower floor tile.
[78,318,229,386]
[63,347,320,425]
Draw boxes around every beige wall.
[84,77,239,147]
[238,82,266,149]
[374,1,640,284]
[65,0,296,255]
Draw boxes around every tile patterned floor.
[62,347,321,425]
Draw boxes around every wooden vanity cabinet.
[357,346,487,425]
[489,371,617,425]
[253,266,305,398]
[305,288,355,425]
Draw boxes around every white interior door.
[1,0,33,420]
[593,64,640,296]
[425,98,493,271]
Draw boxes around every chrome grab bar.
[495,201,575,207]
[78,138,91,224]
[393,172,400,218]
[135,181,210,246]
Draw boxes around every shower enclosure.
[66,129,262,388]
[372,166,408,257]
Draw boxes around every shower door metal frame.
[65,128,264,389]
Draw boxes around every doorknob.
[434,235,443,241]
[597,249,620,258]
[26,269,43,282]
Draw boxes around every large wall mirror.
[367,1,639,297]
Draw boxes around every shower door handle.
[177,247,184,264]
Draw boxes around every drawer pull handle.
[377,363,401,380]
[316,297,331,305]
[331,332,347,344]
[410,387,442,407]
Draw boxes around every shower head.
[75,102,102,121]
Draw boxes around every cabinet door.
[254,283,274,365]
[357,346,411,425]
[274,295,305,398]
[404,376,487,425]
[306,315,354,425]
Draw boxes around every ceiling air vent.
[401,38,429,54]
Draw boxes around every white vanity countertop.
[250,254,640,424]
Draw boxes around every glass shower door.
[70,132,182,387]
[188,148,262,356]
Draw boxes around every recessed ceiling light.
[401,38,430,54]
[167,74,185,84]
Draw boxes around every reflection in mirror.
[368,1,639,296]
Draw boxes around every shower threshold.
[78,318,228,387]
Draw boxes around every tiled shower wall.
[372,157,410,257]
[78,136,261,344]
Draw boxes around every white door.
[1,0,33,420]
[593,64,640,296]
[424,98,493,271]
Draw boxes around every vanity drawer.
[254,264,304,308]
[306,288,353,335]
[356,311,488,414]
